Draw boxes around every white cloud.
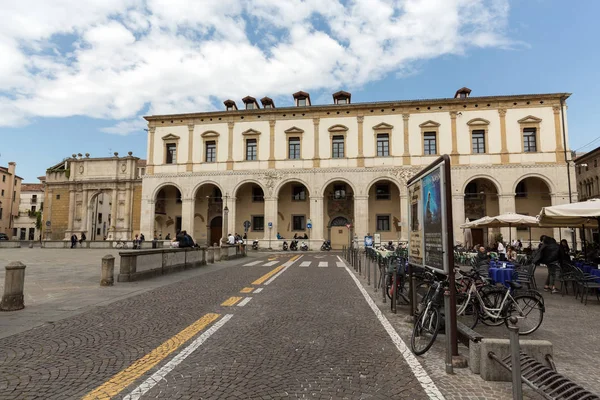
[0,0,513,133]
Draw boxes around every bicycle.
[410,273,448,355]
[456,269,545,335]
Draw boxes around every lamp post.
[222,193,229,246]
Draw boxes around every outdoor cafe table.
[488,265,516,287]
[590,269,600,283]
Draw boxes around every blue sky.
[1,0,599,182]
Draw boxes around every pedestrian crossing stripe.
[336,262,345,268]
[318,262,328,268]
[243,260,262,266]
[299,261,311,267]
[263,261,278,267]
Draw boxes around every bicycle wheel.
[456,294,478,329]
[411,306,441,355]
[504,295,544,335]
[479,288,506,326]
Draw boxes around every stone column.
[181,198,195,238]
[110,189,119,239]
[228,196,237,236]
[353,195,369,245]
[402,114,411,165]
[66,188,76,239]
[498,194,516,244]
[124,184,132,236]
[222,199,229,245]
[44,189,53,239]
[357,116,364,167]
[147,126,156,174]
[400,193,409,242]
[187,124,194,172]
[452,194,466,249]
[552,105,565,164]
[268,119,276,169]
[313,118,320,168]
[227,121,234,170]
[81,190,89,238]
[499,108,509,164]
[263,197,278,242]
[309,196,324,241]
[450,111,459,165]
[0,262,26,311]
[140,199,155,239]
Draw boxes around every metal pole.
[268,226,272,250]
[391,262,397,313]
[444,289,454,374]
[382,258,387,304]
[367,252,371,286]
[508,316,523,400]
[374,257,378,293]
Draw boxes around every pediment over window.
[161,134,180,141]
[284,126,304,134]
[328,124,349,133]
[518,115,542,124]
[466,118,490,126]
[242,128,261,136]
[419,120,441,128]
[372,122,394,130]
[201,130,220,138]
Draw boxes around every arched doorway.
[234,182,265,241]
[277,181,310,240]
[464,178,499,247]
[515,177,552,246]
[154,185,182,239]
[329,216,350,249]
[367,179,401,243]
[194,184,223,245]
[209,216,222,246]
[89,191,112,241]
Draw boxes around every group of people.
[275,232,309,240]
[70,232,86,248]
[227,233,246,245]
[474,235,571,294]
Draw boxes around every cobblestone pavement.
[0,252,436,399]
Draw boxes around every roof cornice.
[144,92,571,122]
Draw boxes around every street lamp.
[222,193,229,246]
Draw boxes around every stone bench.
[117,247,207,282]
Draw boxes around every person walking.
[533,235,563,294]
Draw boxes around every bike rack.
[488,351,599,400]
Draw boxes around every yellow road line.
[240,287,254,293]
[221,296,243,306]
[252,255,299,285]
[82,313,220,400]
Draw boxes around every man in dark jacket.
[532,236,564,293]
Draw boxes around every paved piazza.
[0,249,599,399]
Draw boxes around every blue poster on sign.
[364,236,373,247]
[422,167,443,271]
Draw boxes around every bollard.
[367,254,371,286]
[444,289,454,375]
[207,247,215,263]
[508,316,523,399]
[100,255,115,286]
[213,243,221,262]
[391,263,397,314]
[358,255,362,275]
[1,261,26,311]
[382,260,387,304]
[374,259,378,293]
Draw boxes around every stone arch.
[152,182,184,201]
[319,176,358,197]
[365,176,403,195]
[461,174,502,195]
[191,180,226,199]
[273,177,312,197]
[511,173,554,195]
[232,179,266,197]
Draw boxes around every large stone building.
[13,182,44,240]
[41,153,145,240]
[574,147,600,243]
[140,88,576,249]
[0,162,22,237]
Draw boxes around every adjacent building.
[134,88,575,248]
[0,162,22,237]
[13,182,44,240]
[41,153,146,240]
[574,147,600,242]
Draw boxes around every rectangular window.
[289,137,301,159]
[376,184,391,200]
[264,104,273,109]
[376,215,390,231]
[423,132,437,155]
[297,98,307,106]
[523,128,537,152]
[252,215,265,231]
[471,130,486,154]
[293,215,306,231]
[1,189,3,196]
[165,143,177,164]
[205,141,216,162]
[337,98,348,104]
[246,139,257,161]
[32,195,37,203]
[252,187,264,202]
[292,185,306,201]
[377,134,390,157]
[31,205,36,213]
[332,135,345,158]
[0,208,2,219]
[246,103,255,110]
[56,194,60,200]
[2,175,5,182]
[334,184,346,199]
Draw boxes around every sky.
[1,0,599,182]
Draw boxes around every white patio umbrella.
[460,216,493,229]
[463,218,473,249]
[461,212,538,243]
[538,199,600,228]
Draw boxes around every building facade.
[574,147,600,243]
[41,153,145,241]
[140,89,576,249]
[0,162,22,237]
[13,182,44,240]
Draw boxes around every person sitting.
[293,233,298,239]
[276,232,283,239]
[79,232,86,245]
[165,233,171,240]
[506,245,518,263]
[303,233,308,239]
[228,233,235,245]
[476,246,489,266]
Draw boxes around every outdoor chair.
[572,267,600,305]
[515,263,537,289]
[558,263,580,297]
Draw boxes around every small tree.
[494,232,504,244]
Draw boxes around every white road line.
[264,255,303,285]
[336,255,345,263]
[341,262,445,400]
[318,261,328,268]
[299,261,311,268]
[263,261,278,267]
[253,288,263,293]
[336,262,345,268]
[122,314,233,400]
[237,297,252,307]
[243,260,262,266]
